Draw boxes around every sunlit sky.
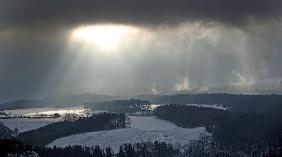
[71,25,137,52]
[0,0,282,101]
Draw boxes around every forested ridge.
[87,99,151,113]
[147,93,282,113]
[0,94,113,110]
[154,104,282,147]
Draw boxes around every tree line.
[2,138,281,157]
[148,93,282,114]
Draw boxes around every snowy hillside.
[0,106,87,133]
[0,118,61,133]
[48,116,208,152]
[4,106,87,116]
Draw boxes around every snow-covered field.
[0,118,61,132]
[184,104,230,110]
[1,106,87,132]
[148,104,230,111]
[1,106,96,132]
[4,106,87,116]
[48,116,208,152]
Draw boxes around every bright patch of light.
[71,24,133,51]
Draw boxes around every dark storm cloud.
[0,0,281,29]
[1,0,282,101]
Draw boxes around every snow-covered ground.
[147,104,230,111]
[0,118,61,132]
[4,106,87,116]
[0,105,98,132]
[185,104,230,110]
[48,116,208,152]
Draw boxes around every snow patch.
[185,104,230,110]
[48,116,208,152]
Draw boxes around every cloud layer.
[1,1,282,101]
[1,0,282,29]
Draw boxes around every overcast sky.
[1,0,282,101]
